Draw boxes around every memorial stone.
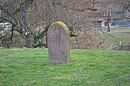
[47,21,70,63]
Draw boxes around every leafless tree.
[0,0,34,48]
[0,0,128,49]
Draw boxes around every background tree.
[0,0,34,48]
[0,0,129,49]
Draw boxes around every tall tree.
[0,0,34,48]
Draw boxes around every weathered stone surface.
[47,21,70,63]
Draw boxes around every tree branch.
[56,1,97,12]
[0,5,17,25]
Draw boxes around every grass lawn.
[98,29,130,49]
[0,48,130,86]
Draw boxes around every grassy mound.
[98,29,130,49]
[0,48,130,86]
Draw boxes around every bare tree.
[0,0,34,48]
[1,0,128,49]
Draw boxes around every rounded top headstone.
[47,21,70,63]
[48,21,70,35]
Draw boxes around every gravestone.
[47,21,70,63]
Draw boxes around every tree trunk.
[107,22,111,32]
[25,32,33,48]
[19,0,34,48]
[107,16,111,32]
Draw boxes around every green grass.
[110,28,130,33]
[0,48,130,86]
[98,29,130,49]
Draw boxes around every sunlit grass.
[98,29,130,49]
[0,48,130,86]
[110,28,130,33]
